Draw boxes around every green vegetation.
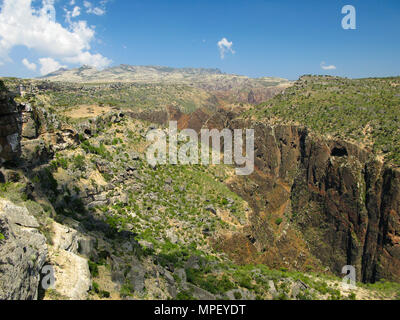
[247,75,400,165]
[362,280,400,299]
[176,290,196,300]
[186,268,236,294]
[91,281,110,298]
[119,283,134,298]
[88,260,99,278]
[1,74,399,300]
[2,78,218,114]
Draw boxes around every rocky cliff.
[0,82,48,300]
[122,102,400,284]
[204,113,400,283]
[0,200,47,300]
[0,76,399,300]
[124,104,400,283]
[0,82,22,166]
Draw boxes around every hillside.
[246,75,400,166]
[1,75,400,300]
[38,65,292,106]
[39,65,289,89]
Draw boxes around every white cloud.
[71,6,81,18]
[65,5,81,24]
[22,58,37,71]
[0,0,111,70]
[84,0,107,16]
[321,61,337,70]
[63,51,111,68]
[39,57,67,75]
[217,37,235,59]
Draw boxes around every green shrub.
[88,261,99,277]
[99,290,110,298]
[120,283,134,298]
[39,168,58,191]
[176,291,196,300]
[73,155,86,170]
[348,292,357,300]
[92,281,100,293]
[234,291,242,300]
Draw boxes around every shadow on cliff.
[0,80,23,170]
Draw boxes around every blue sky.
[0,0,399,80]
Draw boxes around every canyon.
[0,72,399,300]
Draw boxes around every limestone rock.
[49,249,91,300]
[226,288,256,300]
[0,200,48,300]
[51,222,79,254]
[290,280,308,299]
[127,265,146,293]
[0,82,22,164]
[47,222,91,300]
[139,240,154,251]
[268,280,278,297]
[186,283,216,300]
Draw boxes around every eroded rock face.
[0,200,48,300]
[48,249,91,300]
[0,82,22,164]
[208,116,400,283]
[47,222,91,300]
[289,134,400,283]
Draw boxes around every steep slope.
[0,82,22,165]
[248,75,400,166]
[210,76,400,283]
[211,119,400,284]
[1,76,400,300]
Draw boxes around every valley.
[0,67,399,300]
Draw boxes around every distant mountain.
[39,64,290,90]
[38,64,292,105]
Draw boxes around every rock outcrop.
[0,81,22,165]
[0,200,48,300]
[46,222,91,300]
[206,116,400,283]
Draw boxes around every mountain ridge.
[39,64,290,87]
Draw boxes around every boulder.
[291,280,308,299]
[166,229,178,244]
[226,288,256,300]
[186,283,216,300]
[49,249,91,300]
[47,222,92,300]
[0,200,48,300]
[205,205,216,214]
[127,265,146,293]
[268,280,278,297]
[174,268,187,283]
[51,222,79,254]
[139,240,154,251]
